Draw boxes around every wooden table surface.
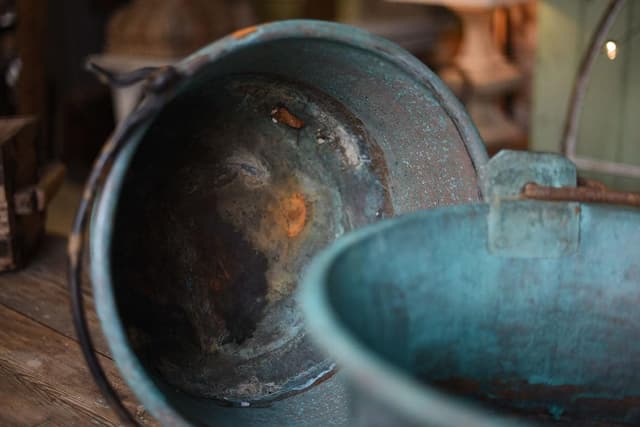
[0,235,157,426]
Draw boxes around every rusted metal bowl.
[90,20,487,426]
[301,152,640,426]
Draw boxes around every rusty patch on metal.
[271,106,305,129]
[232,25,258,40]
[431,377,640,424]
[577,176,608,191]
[522,182,640,208]
[278,192,307,238]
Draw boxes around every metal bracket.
[487,199,580,258]
[479,150,577,202]
[481,150,580,258]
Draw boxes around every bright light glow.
[605,40,617,60]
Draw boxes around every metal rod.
[523,182,640,207]
[571,155,640,179]
[577,176,608,191]
[561,0,627,168]
[68,121,146,427]
[86,61,162,87]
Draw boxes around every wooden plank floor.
[0,236,158,426]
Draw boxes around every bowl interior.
[105,27,484,407]
[325,203,640,425]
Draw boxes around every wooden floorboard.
[0,363,105,427]
[0,237,109,356]
[0,236,156,426]
[0,304,155,426]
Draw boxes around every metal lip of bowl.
[176,19,487,173]
[90,19,487,426]
[300,207,528,427]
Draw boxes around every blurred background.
[1,0,638,238]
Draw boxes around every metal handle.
[68,136,142,427]
[561,0,640,178]
[68,64,182,427]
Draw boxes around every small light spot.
[605,40,617,60]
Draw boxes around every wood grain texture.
[0,305,156,425]
[0,363,104,427]
[0,237,109,355]
[0,236,158,426]
[0,116,39,271]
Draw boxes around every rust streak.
[232,25,258,40]
[271,106,305,129]
[522,182,640,208]
[577,176,608,191]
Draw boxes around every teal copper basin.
[301,152,640,426]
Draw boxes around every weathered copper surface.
[301,151,640,427]
[111,74,393,402]
[89,20,487,426]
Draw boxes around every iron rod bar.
[523,182,640,207]
[561,0,628,176]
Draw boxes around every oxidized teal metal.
[89,20,488,426]
[301,151,640,426]
[482,151,580,258]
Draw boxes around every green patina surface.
[302,152,640,426]
[483,151,580,258]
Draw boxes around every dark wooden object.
[0,117,65,271]
[0,235,157,426]
[16,0,49,149]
